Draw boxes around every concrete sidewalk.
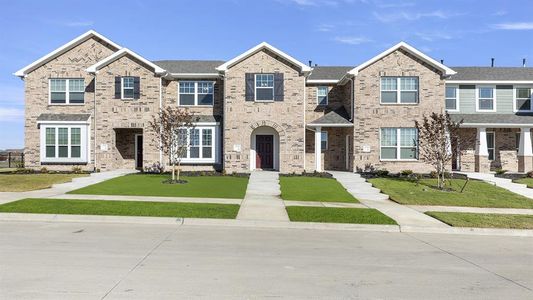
[459,172,533,199]
[51,193,243,205]
[329,171,449,229]
[236,171,289,221]
[408,205,533,215]
[0,169,135,205]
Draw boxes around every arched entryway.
[250,126,280,171]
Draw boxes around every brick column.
[475,127,490,173]
[518,127,533,173]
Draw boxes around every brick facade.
[223,49,306,173]
[353,49,446,173]
[24,33,519,175]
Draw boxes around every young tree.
[149,106,197,183]
[415,112,464,190]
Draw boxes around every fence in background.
[0,152,24,168]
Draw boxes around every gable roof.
[216,42,312,73]
[308,66,352,83]
[86,48,166,75]
[348,42,456,76]
[14,30,121,77]
[447,67,533,82]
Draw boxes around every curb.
[0,213,532,237]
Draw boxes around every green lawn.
[68,174,249,199]
[514,178,533,188]
[426,211,533,229]
[0,173,88,192]
[0,198,240,219]
[286,206,396,224]
[280,176,358,203]
[369,178,533,208]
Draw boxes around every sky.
[0,0,532,149]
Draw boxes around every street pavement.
[1,221,532,299]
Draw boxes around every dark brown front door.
[256,135,274,169]
[136,135,143,169]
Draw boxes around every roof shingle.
[449,67,533,81]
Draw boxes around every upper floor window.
[50,78,84,104]
[445,86,458,111]
[380,127,418,160]
[515,87,532,112]
[122,77,135,99]
[477,86,495,111]
[317,86,328,105]
[255,74,274,101]
[380,77,419,104]
[179,81,214,106]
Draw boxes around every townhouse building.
[14,31,533,174]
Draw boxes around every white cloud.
[373,10,464,23]
[493,22,533,30]
[63,20,94,27]
[334,36,372,45]
[415,32,454,42]
[317,24,335,32]
[373,1,414,8]
[283,0,360,6]
[0,108,24,122]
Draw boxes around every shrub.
[527,171,533,178]
[15,168,34,174]
[429,171,438,178]
[144,162,164,174]
[375,169,389,177]
[400,170,413,176]
[494,168,507,175]
[71,166,83,174]
[40,167,49,173]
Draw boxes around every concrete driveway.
[1,221,532,299]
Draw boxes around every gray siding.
[448,84,514,114]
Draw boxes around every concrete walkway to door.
[237,171,289,222]
[329,171,449,229]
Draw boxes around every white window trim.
[177,81,215,107]
[380,77,419,105]
[121,77,135,100]
[513,86,533,113]
[48,78,85,105]
[321,131,328,151]
[40,124,89,163]
[379,127,419,161]
[254,74,275,102]
[476,85,496,112]
[487,131,495,161]
[445,85,460,112]
[176,125,219,164]
[317,86,328,106]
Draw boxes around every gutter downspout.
[93,73,97,172]
[159,76,163,165]
[303,74,307,171]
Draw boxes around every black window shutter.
[114,76,121,99]
[274,73,284,101]
[133,77,141,99]
[245,73,254,101]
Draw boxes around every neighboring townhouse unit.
[14,30,533,174]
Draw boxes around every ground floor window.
[40,125,88,163]
[487,132,495,161]
[321,131,328,151]
[175,126,218,163]
[380,127,418,160]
